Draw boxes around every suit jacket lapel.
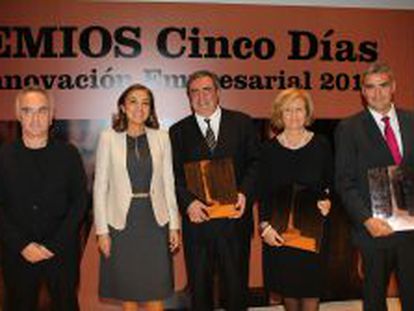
[146,128,156,159]
[215,109,230,156]
[361,109,394,164]
[113,131,134,194]
[397,110,413,163]
[114,131,127,170]
[145,128,157,182]
[189,115,211,157]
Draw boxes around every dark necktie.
[204,118,217,151]
[382,116,402,165]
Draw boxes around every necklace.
[128,134,143,160]
[128,126,145,160]
[279,130,311,150]
[134,137,140,160]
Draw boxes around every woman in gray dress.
[93,84,180,311]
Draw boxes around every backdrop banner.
[1,1,413,124]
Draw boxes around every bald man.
[0,87,87,311]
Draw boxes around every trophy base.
[282,230,317,253]
[207,204,238,219]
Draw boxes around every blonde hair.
[271,88,314,131]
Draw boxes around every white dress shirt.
[195,106,222,139]
[368,104,403,155]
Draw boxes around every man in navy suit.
[335,63,414,311]
[170,70,259,310]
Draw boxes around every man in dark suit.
[169,70,259,310]
[335,62,414,311]
[0,87,87,311]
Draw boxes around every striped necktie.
[204,118,217,151]
[382,116,402,165]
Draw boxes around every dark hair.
[186,70,220,97]
[112,84,159,132]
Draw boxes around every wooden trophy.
[271,184,325,253]
[184,158,239,218]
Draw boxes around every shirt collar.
[367,103,397,124]
[195,106,221,123]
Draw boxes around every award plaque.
[184,158,239,218]
[368,165,414,231]
[271,184,325,253]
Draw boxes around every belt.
[132,192,150,198]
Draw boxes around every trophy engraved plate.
[184,158,238,218]
[368,165,414,231]
[271,184,325,253]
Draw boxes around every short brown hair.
[271,88,314,131]
[186,70,220,97]
[112,84,159,132]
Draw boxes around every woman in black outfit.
[258,88,333,311]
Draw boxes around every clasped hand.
[262,199,332,247]
[317,199,331,216]
[21,242,54,263]
[364,217,394,237]
[187,193,246,223]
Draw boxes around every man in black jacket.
[335,63,414,311]
[169,70,259,310]
[0,87,87,311]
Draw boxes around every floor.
[249,298,401,310]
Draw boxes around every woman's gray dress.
[99,134,173,301]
